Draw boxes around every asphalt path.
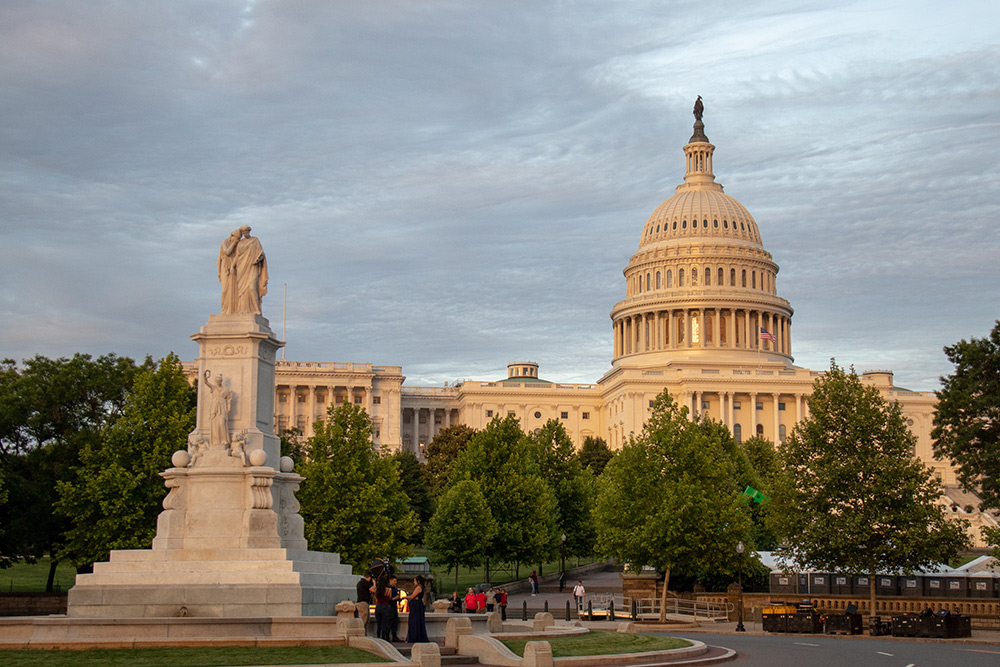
[657,631,1000,667]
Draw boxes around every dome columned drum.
[610,110,794,366]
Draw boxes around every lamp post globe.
[735,541,746,632]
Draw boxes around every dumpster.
[899,576,922,598]
[922,610,971,638]
[826,612,863,635]
[891,613,920,637]
[762,604,795,633]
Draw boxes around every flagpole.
[282,283,286,361]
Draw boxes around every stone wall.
[0,593,67,617]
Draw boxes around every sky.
[1,1,998,390]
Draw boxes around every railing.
[591,596,732,622]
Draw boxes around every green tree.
[425,479,496,592]
[297,402,416,571]
[579,436,613,475]
[775,362,971,618]
[391,450,434,543]
[424,424,477,495]
[739,435,782,550]
[55,354,196,568]
[594,390,748,621]
[932,321,1000,552]
[450,416,558,575]
[528,420,596,559]
[0,353,138,586]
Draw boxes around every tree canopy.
[933,322,1000,522]
[449,415,558,571]
[775,362,971,616]
[424,424,477,496]
[55,353,195,568]
[390,450,434,543]
[579,436,613,475]
[297,402,416,571]
[594,390,748,621]
[424,479,496,592]
[527,420,596,559]
[0,353,140,583]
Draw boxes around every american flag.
[760,327,776,342]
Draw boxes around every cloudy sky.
[2,1,998,390]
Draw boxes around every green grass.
[415,547,600,596]
[501,630,691,657]
[0,645,387,667]
[1,559,77,594]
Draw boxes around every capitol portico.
[191,105,994,545]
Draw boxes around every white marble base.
[67,548,356,618]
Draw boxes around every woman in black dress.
[406,575,429,643]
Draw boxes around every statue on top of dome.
[693,96,704,121]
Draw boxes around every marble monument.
[66,228,356,617]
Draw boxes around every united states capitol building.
[257,110,993,544]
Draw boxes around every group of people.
[355,571,429,644]
[451,586,509,619]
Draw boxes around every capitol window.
[718,267,724,285]
[703,219,708,228]
[724,219,729,228]
[741,270,747,287]
[705,267,711,285]
[731,268,736,286]
[667,270,672,287]
[714,219,719,228]
[373,396,381,404]
[682,220,687,229]
[486,410,493,418]
[582,412,590,420]
[656,271,661,289]
[560,411,568,419]
[679,269,685,286]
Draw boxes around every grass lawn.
[1,559,78,594]
[0,645,387,667]
[501,630,691,657]
[415,548,600,595]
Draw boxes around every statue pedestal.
[67,314,357,618]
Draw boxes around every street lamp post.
[736,541,746,632]
[559,534,567,592]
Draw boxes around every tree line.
[1,321,997,612]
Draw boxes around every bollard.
[610,600,615,621]
[587,600,593,621]
[522,600,528,621]
[566,600,571,621]
[544,600,549,613]
[631,599,637,621]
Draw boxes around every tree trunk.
[45,559,58,593]
[869,572,877,622]
[658,567,671,623]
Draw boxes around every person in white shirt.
[572,581,585,611]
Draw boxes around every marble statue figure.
[217,226,269,315]
[693,95,704,121]
[205,370,232,447]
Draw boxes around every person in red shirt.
[499,588,508,621]
[464,588,477,614]
[476,589,487,613]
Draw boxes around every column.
[695,391,703,416]
[750,392,758,435]
[668,310,675,349]
[412,408,420,454]
[699,308,706,347]
[685,310,693,348]
[772,394,780,442]
[713,308,721,348]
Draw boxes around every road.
[660,631,1000,667]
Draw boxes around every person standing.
[374,577,393,641]
[530,570,539,595]
[406,575,430,643]
[356,573,374,634]
[476,588,487,613]
[389,575,402,642]
[572,580,586,611]
[500,588,508,621]
[464,587,477,614]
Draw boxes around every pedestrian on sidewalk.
[530,570,539,595]
[486,586,495,612]
[500,588,508,620]
[464,588,477,614]
[572,580,586,611]
[476,588,487,613]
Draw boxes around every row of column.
[613,307,790,358]
[402,406,457,455]
[274,384,368,437]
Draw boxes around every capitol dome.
[610,103,794,366]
